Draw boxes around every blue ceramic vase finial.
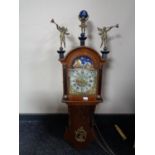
[79,10,89,21]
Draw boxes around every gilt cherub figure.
[98,24,119,49]
[51,19,70,48]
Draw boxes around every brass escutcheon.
[75,126,87,142]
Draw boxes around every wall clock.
[51,10,119,148]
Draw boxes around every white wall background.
[20,0,135,114]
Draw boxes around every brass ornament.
[98,24,119,49]
[75,126,87,142]
[51,19,70,48]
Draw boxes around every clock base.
[64,105,96,148]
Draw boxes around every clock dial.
[69,68,97,95]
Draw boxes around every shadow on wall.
[67,34,78,50]
[101,33,121,102]
[87,20,95,47]
[100,32,125,106]
[101,58,112,103]
[107,34,122,52]
[87,21,94,39]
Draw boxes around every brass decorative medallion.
[75,126,87,142]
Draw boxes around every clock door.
[60,47,105,104]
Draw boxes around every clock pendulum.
[51,10,119,150]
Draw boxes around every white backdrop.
[19,0,135,113]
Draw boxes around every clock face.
[68,56,97,96]
[69,68,97,95]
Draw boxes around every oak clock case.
[59,47,105,148]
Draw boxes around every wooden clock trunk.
[64,105,96,148]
